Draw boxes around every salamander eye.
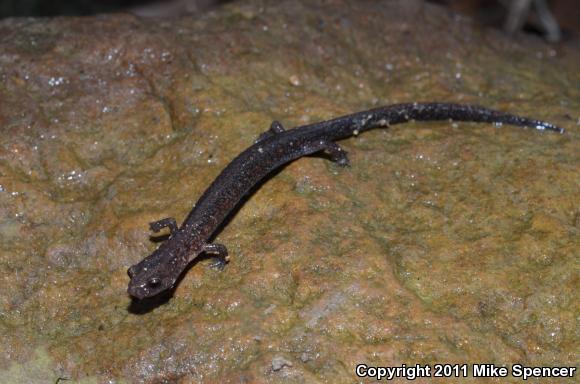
[147,277,161,288]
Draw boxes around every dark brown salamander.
[127,102,563,299]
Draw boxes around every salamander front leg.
[255,120,286,143]
[149,217,178,235]
[321,141,350,166]
[203,243,230,270]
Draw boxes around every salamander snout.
[127,263,176,299]
[127,243,192,299]
[127,266,160,290]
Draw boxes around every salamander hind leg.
[203,243,230,270]
[321,140,350,166]
[255,120,286,143]
[149,217,178,235]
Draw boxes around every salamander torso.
[127,102,563,299]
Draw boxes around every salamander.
[127,102,563,299]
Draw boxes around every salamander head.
[127,246,191,299]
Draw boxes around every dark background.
[0,0,578,44]
[0,0,230,18]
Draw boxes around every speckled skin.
[127,102,563,299]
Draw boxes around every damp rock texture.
[0,0,578,382]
